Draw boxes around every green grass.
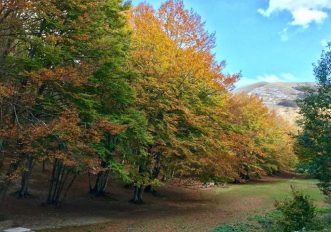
[213,208,331,232]
[213,223,259,232]
[215,179,324,206]
[213,179,330,232]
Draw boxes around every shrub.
[213,222,258,232]
[275,186,316,232]
[254,210,283,232]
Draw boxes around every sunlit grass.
[214,179,324,206]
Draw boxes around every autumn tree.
[0,0,135,204]
[0,0,40,198]
[225,94,296,181]
[0,0,299,207]
[129,0,238,202]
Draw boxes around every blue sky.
[131,0,331,87]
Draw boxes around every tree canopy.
[0,0,297,205]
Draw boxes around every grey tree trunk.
[131,186,144,204]
[0,160,20,202]
[0,139,4,170]
[90,170,110,197]
[17,155,33,198]
[47,159,76,206]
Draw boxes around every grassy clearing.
[213,208,331,232]
[213,179,330,232]
[37,178,327,232]
[215,179,324,206]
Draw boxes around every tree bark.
[42,160,47,172]
[0,160,20,202]
[89,159,110,197]
[17,154,33,198]
[131,185,144,204]
[0,139,4,169]
[47,159,76,206]
[90,170,110,197]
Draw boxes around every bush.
[213,207,330,232]
[275,186,316,232]
[254,210,282,232]
[317,181,331,201]
[213,222,258,232]
[315,208,331,230]
[213,188,329,232]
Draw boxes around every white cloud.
[258,0,331,27]
[291,8,327,27]
[236,73,298,88]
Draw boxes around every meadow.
[28,177,327,232]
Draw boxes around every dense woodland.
[0,0,328,208]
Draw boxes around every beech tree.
[129,0,239,202]
[0,0,298,206]
[0,0,134,204]
[225,94,296,181]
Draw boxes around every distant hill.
[236,82,316,126]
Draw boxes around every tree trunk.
[90,170,110,197]
[131,185,144,204]
[42,160,47,172]
[89,159,110,197]
[130,164,147,204]
[0,160,20,202]
[17,155,33,198]
[138,186,144,202]
[47,159,76,206]
[145,165,160,196]
[0,139,4,170]
[145,154,161,195]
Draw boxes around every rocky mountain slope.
[236,82,316,126]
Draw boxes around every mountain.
[235,82,316,126]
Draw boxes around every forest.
[0,1,330,232]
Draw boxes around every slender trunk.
[0,160,19,202]
[88,172,93,192]
[132,186,138,202]
[47,159,76,206]
[62,174,77,201]
[90,160,110,197]
[130,164,146,204]
[17,155,33,198]
[171,168,175,178]
[138,186,144,202]
[131,185,144,204]
[0,139,4,170]
[90,170,110,197]
[42,160,47,172]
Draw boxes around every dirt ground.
[0,167,298,232]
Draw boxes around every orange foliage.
[26,65,93,85]
[131,0,239,91]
